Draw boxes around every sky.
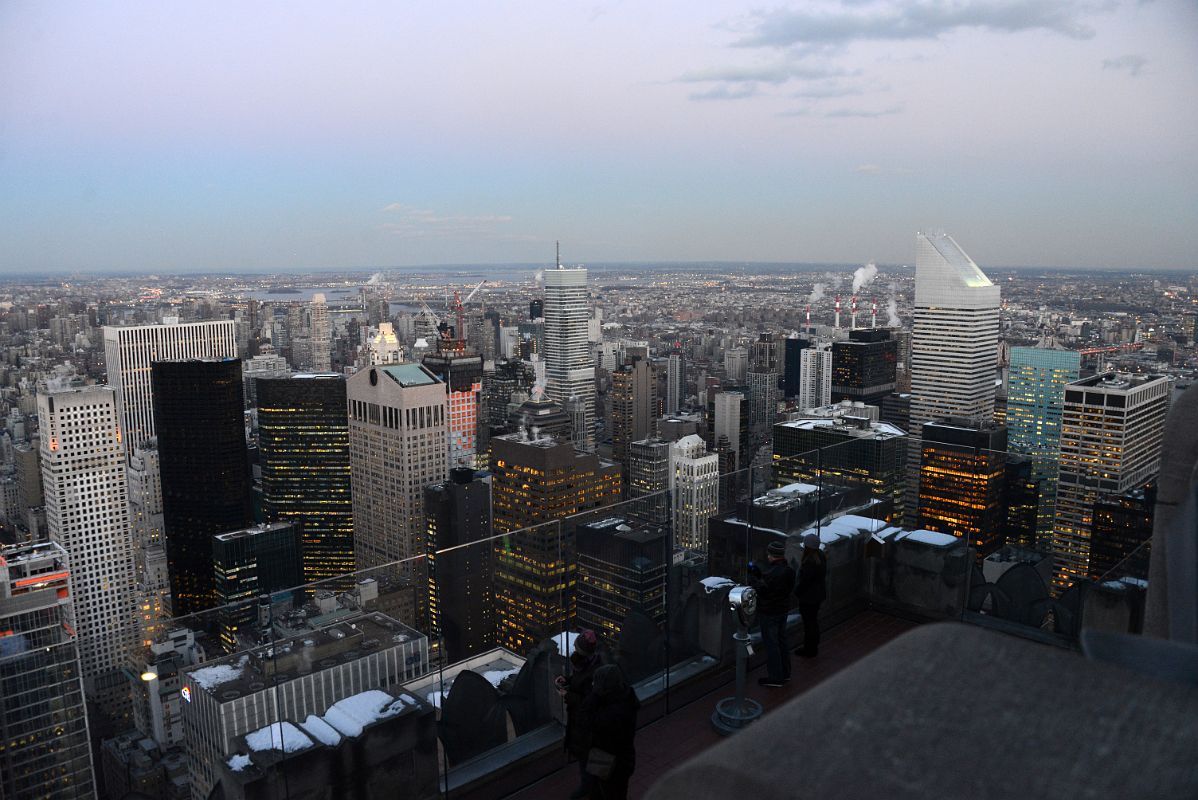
[1,0,1196,274]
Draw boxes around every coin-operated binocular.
[712,585,763,735]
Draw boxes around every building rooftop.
[213,521,294,543]
[777,415,905,439]
[379,363,439,387]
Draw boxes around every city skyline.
[2,1,1196,274]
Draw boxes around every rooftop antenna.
[556,240,561,269]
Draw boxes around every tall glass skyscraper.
[152,358,253,616]
[543,266,595,449]
[257,374,354,586]
[1007,347,1081,545]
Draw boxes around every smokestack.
[871,299,878,329]
[834,296,841,329]
[851,294,858,330]
[805,304,811,335]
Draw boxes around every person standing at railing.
[749,539,797,688]
[557,629,601,799]
[581,664,641,800]
[794,532,828,658]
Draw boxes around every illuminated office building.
[628,438,671,523]
[611,357,656,472]
[831,329,898,406]
[257,374,354,586]
[424,469,494,662]
[1006,347,1081,545]
[798,345,832,412]
[212,522,303,652]
[665,352,684,414]
[152,359,253,617]
[1089,481,1155,580]
[918,418,1007,559]
[0,541,95,800]
[670,435,720,552]
[1053,373,1169,588]
[490,432,620,653]
[576,517,668,650]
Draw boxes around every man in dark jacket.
[794,532,828,657]
[583,664,641,800]
[557,630,601,799]
[748,539,797,687]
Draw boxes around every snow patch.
[700,577,734,594]
[190,654,250,691]
[245,721,313,754]
[300,715,342,747]
[426,691,445,709]
[482,668,520,687]
[323,690,407,737]
[901,530,959,547]
[227,754,251,772]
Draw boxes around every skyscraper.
[308,294,332,372]
[908,232,1001,523]
[128,440,169,647]
[152,359,253,616]
[782,336,810,399]
[610,357,656,472]
[543,266,595,449]
[918,418,1007,559]
[798,344,832,412]
[713,391,745,470]
[831,328,898,405]
[424,469,495,662]
[723,347,748,383]
[628,437,671,523]
[747,369,780,437]
[0,541,95,800]
[909,232,1001,425]
[1053,373,1170,588]
[665,352,684,414]
[257,374,354,586]
[212,521,304,651]
[422,339,484,468]
[39,386,139,723]
[670,434,720,552]
[103,319,238,454]
[1006,347,1081,545]
[576,517,668,649]
[491,432,620,653]
[348,364,448,572]
[1089,481,1155,580]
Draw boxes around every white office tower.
[909,232,1001,426]
[798,344,832,412]
[39,386,138,717]
[103,319,237,454]
[544,266,595,449]
[348,364,448,571]
[713,391,744,470]
[1053,373,1170,588]
[309,293,332,372]
[907,232,1001,522]
[367,322,404,365]
[128,440,169,646]
[670,434,719,552]
[724,347,748,384]
[666,353,684,414]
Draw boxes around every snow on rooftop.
[426,691,445,709]
[227,753,252,772]
[245,721,313,754]
[700,576,734,594]
[773,482,818,496]
[322,690,409,738]
[482,668,520,688]
[900,530,959,547]
[300,715,342,747]
[190,654,249,691]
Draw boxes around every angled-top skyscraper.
[543,260,595,449]
[907,232,1001,521]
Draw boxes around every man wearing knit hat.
[748,538,797,688]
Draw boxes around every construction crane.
[449,280,487,343]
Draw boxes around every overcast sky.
[1,0,1196,273]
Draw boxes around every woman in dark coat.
[557,630,601,799]
[794,532,828,657]
[583,664,641,800]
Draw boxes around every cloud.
[679,63,856,85]
[1102,54,1147,76]
[855,164,914,175]
[825,105,903,118]
[689,84,760,102]
[379,204,515,239]
[791,83,865,99]
[735,1,1101,49]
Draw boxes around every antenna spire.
[556,240,561,268]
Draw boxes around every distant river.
[243,287,361,303]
